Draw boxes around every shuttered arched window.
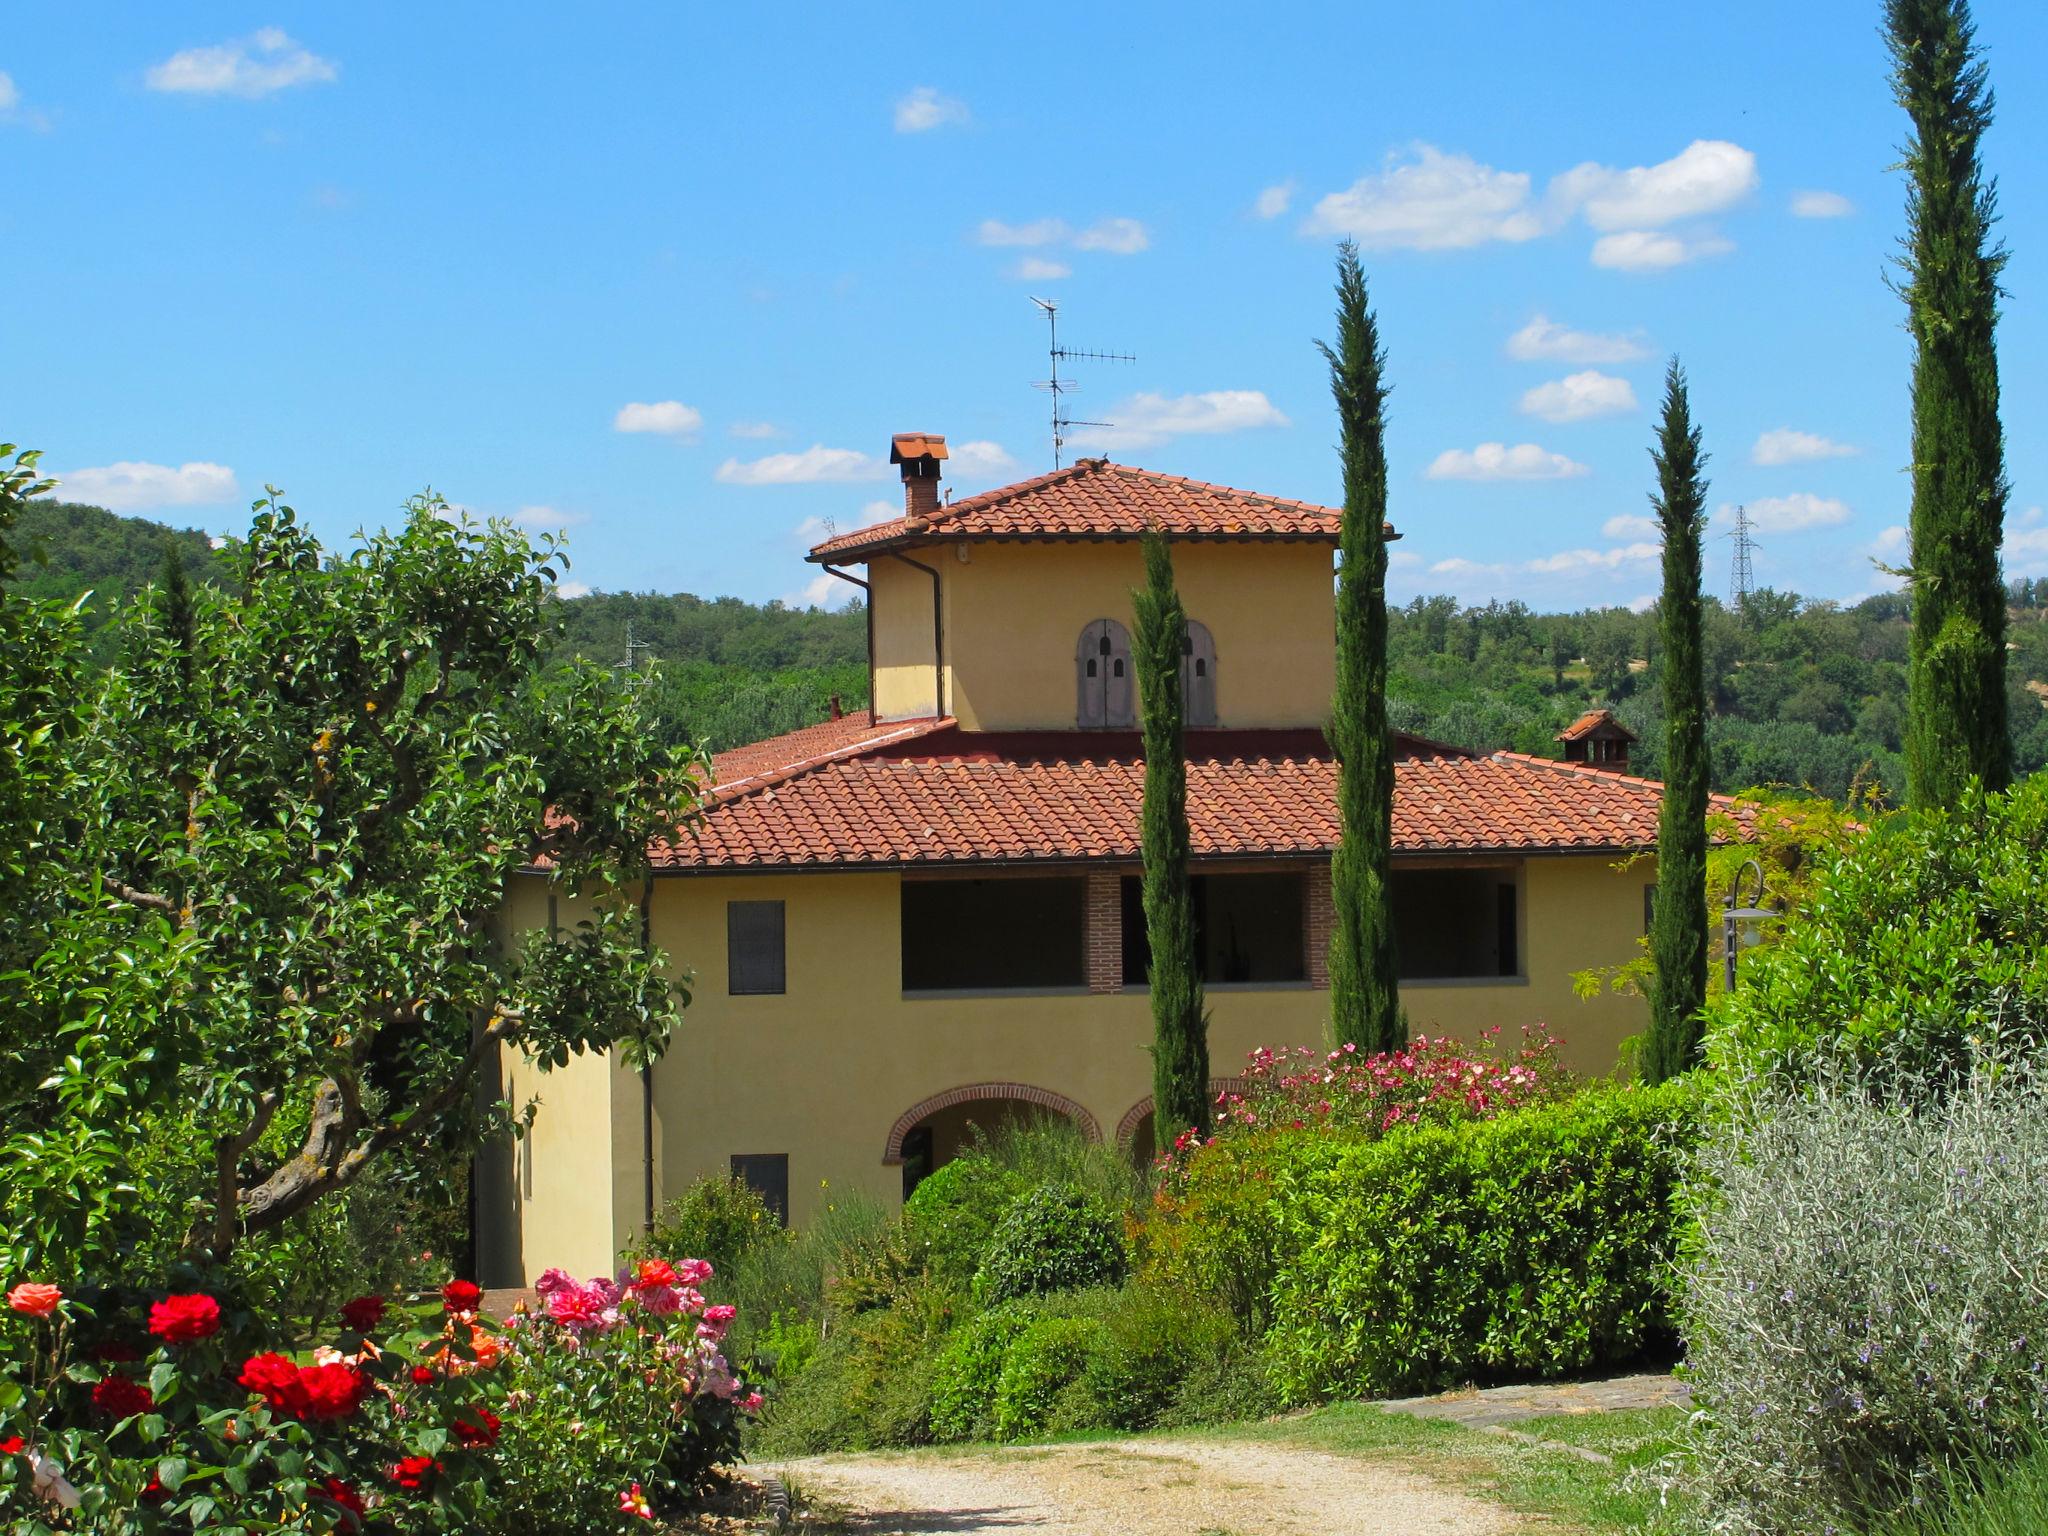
[1181,619,1217,727]
[1076,618,1135,728]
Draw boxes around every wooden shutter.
[726,900,786,995]
[1181,619,1218,727]
[730,1153,789,1226]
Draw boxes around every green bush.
[1870,1437,2048,1536]
[1709,774,2048,1078]
[750,1278,962,1455]
[643,1175,786,1281]
[1235,1081,1698,1402]
[928,1304,1037,1443]
[993,1315,1105,1441]
[975,1183,1128,1305]
[902,1155,1029,1289]
[1679,1058,2048,1533]
[1077,1285,1237,1432]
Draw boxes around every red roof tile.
[1557,707,1637,743]
[649,723,1751,872]
[806,460,1367,562]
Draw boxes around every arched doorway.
[883,1083,1102,1201]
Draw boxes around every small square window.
[727,900,786,995]
[730,1154,789,1226]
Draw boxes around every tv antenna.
[1030,297,1134,469]
[1724,505,1760,614]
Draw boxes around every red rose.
[390,1454,440,1490]
[240,1351,307,1416]
[91,1375,155,1419]
[149,1293,222,1344]
[340,1294,387,1332]
[410,1364,436,1385]
[141,1474,169,1506]
[632,1258,676,1289]
[6,1283,62,1318]
[452,1405,501,1448]
[0,1436,24,1455]
[296,1361,371,1422]
[315,1476,367,1516]
[441,1279,482,1316]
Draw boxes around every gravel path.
[769,1435,1531,1536]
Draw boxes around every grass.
[1217,1401,1690,1533]
[1862,1441,2048,1536]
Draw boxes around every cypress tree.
[1320,242,1403,1052]
[1646,360,1710,1081]
[1132,529,1209,1145]
[1889,0,2011,807]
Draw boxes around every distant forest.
[13,499,2048,800]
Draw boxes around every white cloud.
[1751,427,1857,466]
[1506,315,1651,365]
[947,440,1018,481]
[1253,180,1295,220]
[1072,217,1150,255]
[1429,543,1659,582]
[56,460,238,511]
[893,85,967,133]
[1068,391,1289,452]
[977,217,1071,247]
[1519,370,1638,423]
[1426,443,1590,482]
[1791,189,1854,218]
[1628,592,1658,613]
[2008,508,2048,576]
[146,28,337,98]
[1549,140,1758,230]
[613,400,703,437]
[510,505,589,531]
[1591,228,1733,271]
[794,499,901,547]
[1871,524,1908,558]
[1009,256,1071,281]
[728,420,781,439]
[1603,513,1660,540]
[555,579,592,599]
[1304,144,1542,250]
[714,446,885,486]
[0,72,16,111]
[1732,493,1853,533]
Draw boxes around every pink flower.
[6,1283,62,1318]
[741,1390,764,1414]
[620,1483,653,1519]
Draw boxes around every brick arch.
[1115,1078,1249,1148]
[882,1083,1102,1165]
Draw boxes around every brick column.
[1086,868,1123,993]
[1305,861,1333,988]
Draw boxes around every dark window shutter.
[730,1154,789,1226]
[727,900,786,995]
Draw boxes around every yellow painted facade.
[480,852,1653,1284]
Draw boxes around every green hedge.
[1249,1081,1699,1401]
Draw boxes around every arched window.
[1076,618,1135,728]
[1181,619,1217,727]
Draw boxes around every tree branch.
[105,877,176,915]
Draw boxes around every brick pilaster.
[1086,868,1123,993]
[1305,861,1333,988]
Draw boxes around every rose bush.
[0,1263,756,1534]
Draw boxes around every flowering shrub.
[484,1260,759,1532]
[0,1263,755,1534]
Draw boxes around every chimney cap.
[890,433,948,465]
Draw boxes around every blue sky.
[4,3,2045,612]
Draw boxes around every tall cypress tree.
[1889,0,2011,807]
[1646,360,1710,1082]
[1320,242,1402,1052]
[1133,530,1209,1144]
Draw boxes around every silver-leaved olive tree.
[0,469,698,1273]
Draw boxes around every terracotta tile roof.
[1557,707,1637,743]
[806,460,1372,562]
[649,722,1752,872]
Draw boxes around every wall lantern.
[1721,857,1775,991]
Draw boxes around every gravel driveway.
[769,1434,1531,1535]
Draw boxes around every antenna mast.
[615,620,656,673]
[1030,297,1133,469]
[1726,505,1759,614]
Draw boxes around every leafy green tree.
[1888,0,2011,806]
[1320,243,1403,1052]
[1132,531,1209,1144]
[0,481,698,1274]
[1646,362,1711,1082]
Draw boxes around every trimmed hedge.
[1148,1081,1699,1403]
[974,1183,1127,1304]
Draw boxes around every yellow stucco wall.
[869,556,939,721]
[862,539,1336,732]
[481,851,1654,1281]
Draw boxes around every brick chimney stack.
[890,433,948,525]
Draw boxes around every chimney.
[828,693,844,720]
[890,433,949,525]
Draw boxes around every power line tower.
[614,620,656,673]
[1029,297,1134,469]
[1726,504,1759,616]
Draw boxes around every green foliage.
[926,1304,1036,1444]
[1707,774,2048,1078]
[2,498,221,659]
[1321,242,1402,1051]
[643,1175,786,1282]
[1131,530,1209,1143]
[1152,1083,1699,1403]
[1076,1285,1238,1432]
[974,1183,1129,1305]
[1680,1057,2048,1533]
[1870,1437,2048,1536]
[993,1314,1104,1441]
[1648,359,1711,1080]
[1889,0,2011,806]
[901,1155,1029,1290]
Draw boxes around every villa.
[479,434,1693,1284]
